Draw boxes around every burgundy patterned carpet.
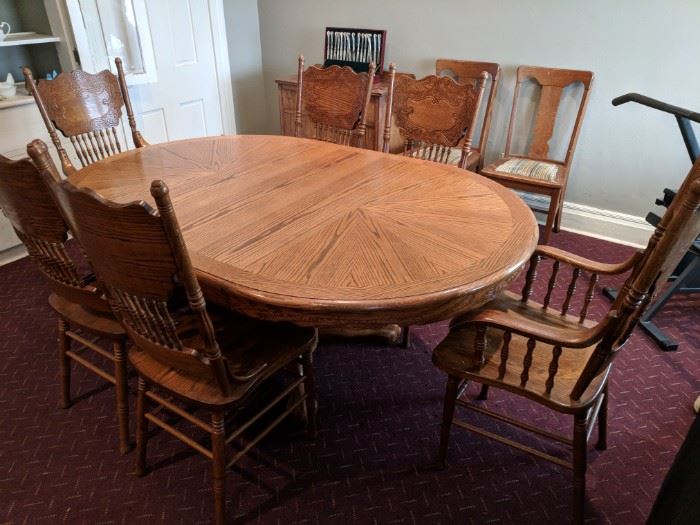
[1,229,698,524]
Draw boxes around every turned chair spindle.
[561,267,582,316]
[521,254,541,302]
[542,260,561,309]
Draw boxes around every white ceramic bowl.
[0,83,17,99]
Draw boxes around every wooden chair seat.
[434,293,607,413]
[130,313,317,407]
[48,292,125,339]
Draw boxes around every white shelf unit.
[0,84,33,110]
[0,32,61,47]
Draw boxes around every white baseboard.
[0,244,27,266]
[518,193,653,248]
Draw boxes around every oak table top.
[71,135,539,327]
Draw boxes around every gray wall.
[223,0,267,133]
[255,0,700,218]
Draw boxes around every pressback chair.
[435,59,501,171]
[382,64,488,169]
[23,58,148,176]
[46,169,318,525]
[295,55,376,148]
[433,156,700,524]
[480,66,593,243]
[0,142,130,453]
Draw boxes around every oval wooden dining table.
[71,135,539,329]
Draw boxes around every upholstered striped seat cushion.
[495,158,559,181]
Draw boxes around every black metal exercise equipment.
[603,93,700,351]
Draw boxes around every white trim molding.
[518,193,654,248]
[209,0,237,135]
[0,244,27,267]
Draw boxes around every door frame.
[49,0,237,135]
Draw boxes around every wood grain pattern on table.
[71,135,538,326]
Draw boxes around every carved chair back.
[435,59,501,153]
[383,65,488,169]
[23,58,147,176]
[0,144,108,313]
[504,66,593,166]
[46,171,235,396]
[295,55,375,147]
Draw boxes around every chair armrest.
[454,307,610,348]
[534,245,643,275]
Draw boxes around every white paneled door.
[67,0,235,144]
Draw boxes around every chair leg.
[554,193,565,233]
[400,326,411,348]
[58,318,71,409]
[211,411,227,525]
[596,384,608,451]
[135,377,148,476]
[114,339,131,454]
[477,384,490,400]
[573,411,589,525]
[542,192,560,244]
[301,351,318,439]
[437,374,460,469]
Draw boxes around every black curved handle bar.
[612,93,700,123]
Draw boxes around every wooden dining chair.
[435,59,501,171]
[433,156,700,524]
[45,169,318,525]
[295,55,376,148]
[0,142,131,454]
[382,64,488,170]
[480,66,594,244]
[23,57,148,177]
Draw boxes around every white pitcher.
[0,73,16,99]
[0,22,10,42]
